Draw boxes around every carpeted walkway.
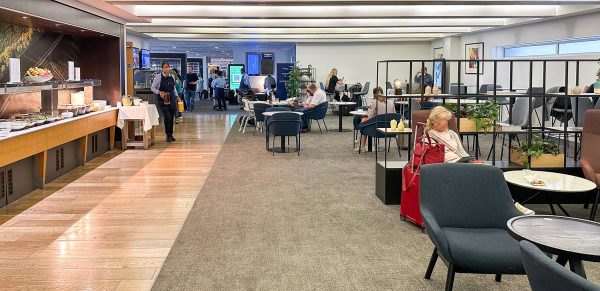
[153,113,599,290]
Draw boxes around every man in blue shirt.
[239,68,250,90]
[211,70,227,111]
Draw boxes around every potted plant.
[459,101,499,133]
[510,135,564,168]
[285,63,313,99]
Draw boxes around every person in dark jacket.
[151,61,180,142]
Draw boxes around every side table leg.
[121,122,128,150]
[142,121,149,150]
[338,107,343,132]
[569,259,587,278]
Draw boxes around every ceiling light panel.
[146,33,446,39]
[129,17,509,27]
[132,26,474,34]
[119,5,557,18]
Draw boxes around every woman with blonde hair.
[325,68,344,99]
[354,87,396,152]
[425,106,471,163]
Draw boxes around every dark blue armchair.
[520,240,600,291]
[302,102,329,134]
[253,103,272,135]
[420,164,525,291]
[267,112,302,156]
[264,107,291,149]
[357,113,401,154]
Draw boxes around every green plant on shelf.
[465,101,499,133]
[518,135,561,168]
[285,63,313,98]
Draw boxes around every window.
[501,37,600,58]
[559,39,600,55]
[504,44,556,57]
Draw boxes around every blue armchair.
[357,113,402,154]
[267,112,302,156]
[264,107,291,149]
[420,164,525,291]
[253,103,272,136]
[520,241,600,291]
[302,102,329,134]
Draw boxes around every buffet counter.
[0,108,118,186]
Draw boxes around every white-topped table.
[504,170,598,218]
[117,104,160,150]
[376,128,412,135]
[329,101,356,132]
[349,110,367,116]
[262,111,303,117]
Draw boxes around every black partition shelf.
[375,58,600,172]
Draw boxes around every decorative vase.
[571,86,582,95]
[390,120,398,131]
[432,86,440,96]
[425,86,432,95]
[121,95,132,107]
[396,120,405,132]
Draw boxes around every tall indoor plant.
[285,63,312,98]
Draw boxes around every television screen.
[140,49,150,69]
[228,64,245,90]
[246,53,260,75]
[132,47,140,70]
[433,60,444,88]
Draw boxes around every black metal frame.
[375,58,599,172]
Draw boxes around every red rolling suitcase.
[400,124,445,228]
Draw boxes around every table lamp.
[393,79,403,95]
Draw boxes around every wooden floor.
[0,110,234,290]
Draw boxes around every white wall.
[433,11,600,91]
[126,33,150,50]
[296,41,432,96]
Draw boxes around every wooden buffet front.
[0,108,118,187]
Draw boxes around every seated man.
[296,83,327,131]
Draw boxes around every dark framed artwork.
[465,42,484,74]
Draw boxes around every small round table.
[263,111,303,153]
[504,170,598,219]
[329,101,356,132]
[508,215,600,278]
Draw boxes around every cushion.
[442,227,525,274]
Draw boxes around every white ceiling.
[78,0,600,42]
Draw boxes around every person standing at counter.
[152,61,180,142]
[264,74,276,95]
[239,68,251,90]
[211,70,227,111]
[184,67,199,112]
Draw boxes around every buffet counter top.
[0,108,118,168]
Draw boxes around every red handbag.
[400,124,445,228]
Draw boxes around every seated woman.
[425,106,472,163]
[355,87,396,152]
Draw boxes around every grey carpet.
[153,113,600,290]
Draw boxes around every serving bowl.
[23,75,53,83]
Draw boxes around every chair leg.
[424,248,438,279]
[495,274,502,282]
[272,135,276,156]
[589,189,600,221]
[445,264,456,291]
[296,135,300,156]
[253,121,257,135]
[323,119,328,131]
[317,120,323,134]
[238,115,245,131]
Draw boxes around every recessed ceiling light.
[21,16,28,19]
[80,29,85,32]
[186,50,189,52]
[214,46,219,49]
[172,46,176,48]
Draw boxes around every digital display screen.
[246,53,260,75]
[228,64,244,90]
[140,49,150,69]
[132,47,140,70]
[433,60,444,88]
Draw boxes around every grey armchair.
[520,240,600,291]
[421,164,525,291]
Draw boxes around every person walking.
[211,71,227,111]
[184,67,199,111]
[151,61,180,142]
[239,68,250,90]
